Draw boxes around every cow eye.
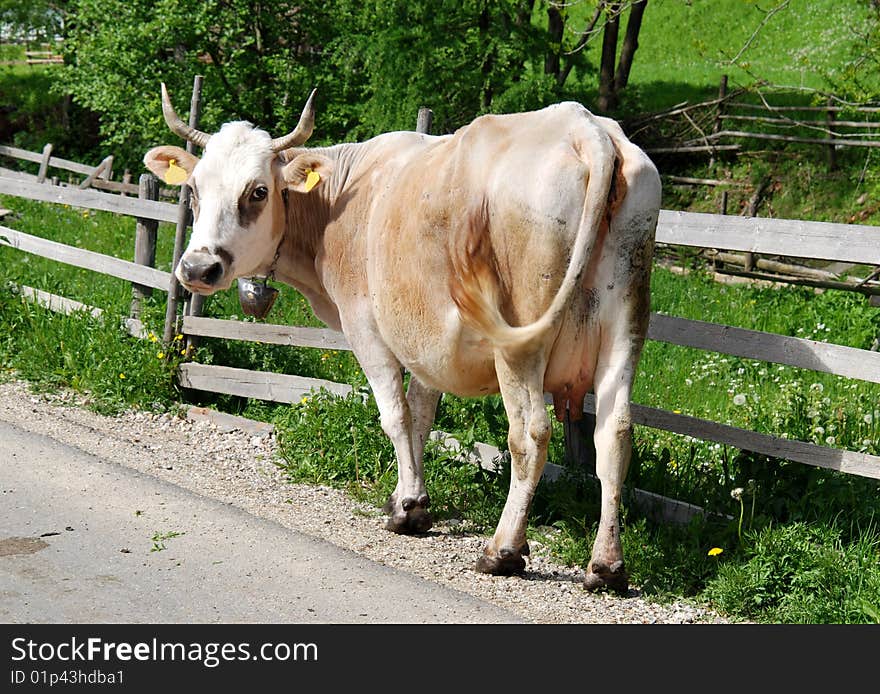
[250,186,268,202]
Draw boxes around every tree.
[0,0,69,42]
[53,0,651,171]
[596,1,648,113]
[56,0,340,167]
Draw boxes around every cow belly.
[377,299,500,397]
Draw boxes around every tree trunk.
[558,3,603,88]
[613,0,648,92]
[597,2,621,113]
[544,5,564,79]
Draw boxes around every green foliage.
[55,0,339,167]
[50,0,602,170]
[0,289,183,415]
[703,521,880,623]
[0,0,67,42]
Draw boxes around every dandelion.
[733,393,747,406]
[864,414,873,425]
[825,436,836,446]
[730,487,744,500]
[180,349,186,355]
[300,396,309,405]
[119,373,125,379]
[148,332,158,343]
[156,352,164,359]
[708,547,723,557]
[174,334,183,341]
[810,382,824,393]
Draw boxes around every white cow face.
[145,124,285,295]
[144,84,317,296]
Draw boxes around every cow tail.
[449,121,617,351]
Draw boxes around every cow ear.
[282,154,333,194]
[144,145,199,186]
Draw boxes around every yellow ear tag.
[304,169,321,192]
[164,158,188,185]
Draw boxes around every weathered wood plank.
[0,176,179,223]
[12,284,146,339]
[0,166,39,182]
[577,394,880,480]
[182,316,351,350]
[0,144,106,177]
[657,210,880,265]
[177,363,352,403]
[0,225,172,291]
[648,313,880,384]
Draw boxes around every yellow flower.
[708,547,723,557]
[673,409,682,414]
[180,349,187,355]
[300,396,309,404]
[174,334,183,341]
[148,332,157,343]
[156,352,165,359]
[119,373,125,379]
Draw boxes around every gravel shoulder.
[0,378,733,624]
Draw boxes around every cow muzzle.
[176,249,229,294]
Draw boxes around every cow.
[145,85,661,593]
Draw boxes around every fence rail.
[0,176,178,222]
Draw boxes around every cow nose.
[180,257,224,286]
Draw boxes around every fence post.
[163,74,203,345]
[37,143,52,183]
[743,177,770,272]
[825,97,837,172]
[709,74,728,169]
[416,108,433,135]
[131,173,159,319]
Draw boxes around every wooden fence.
[2,119,880,492]
[630,77,880,160]
[0,143,179,198]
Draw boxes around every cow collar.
[266,187,288,281]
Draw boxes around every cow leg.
[476,352,550,575]
[383,376,440,533]
[344,329,434,534]
[584,327,643,594]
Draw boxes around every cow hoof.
[383,494,433,535]
[583,560,628,594]
[475,545,529,576]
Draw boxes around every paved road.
[0,421,524,624]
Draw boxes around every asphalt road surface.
[0,420,524,624]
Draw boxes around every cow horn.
[270,89,317,152]
[161,82,211,149]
